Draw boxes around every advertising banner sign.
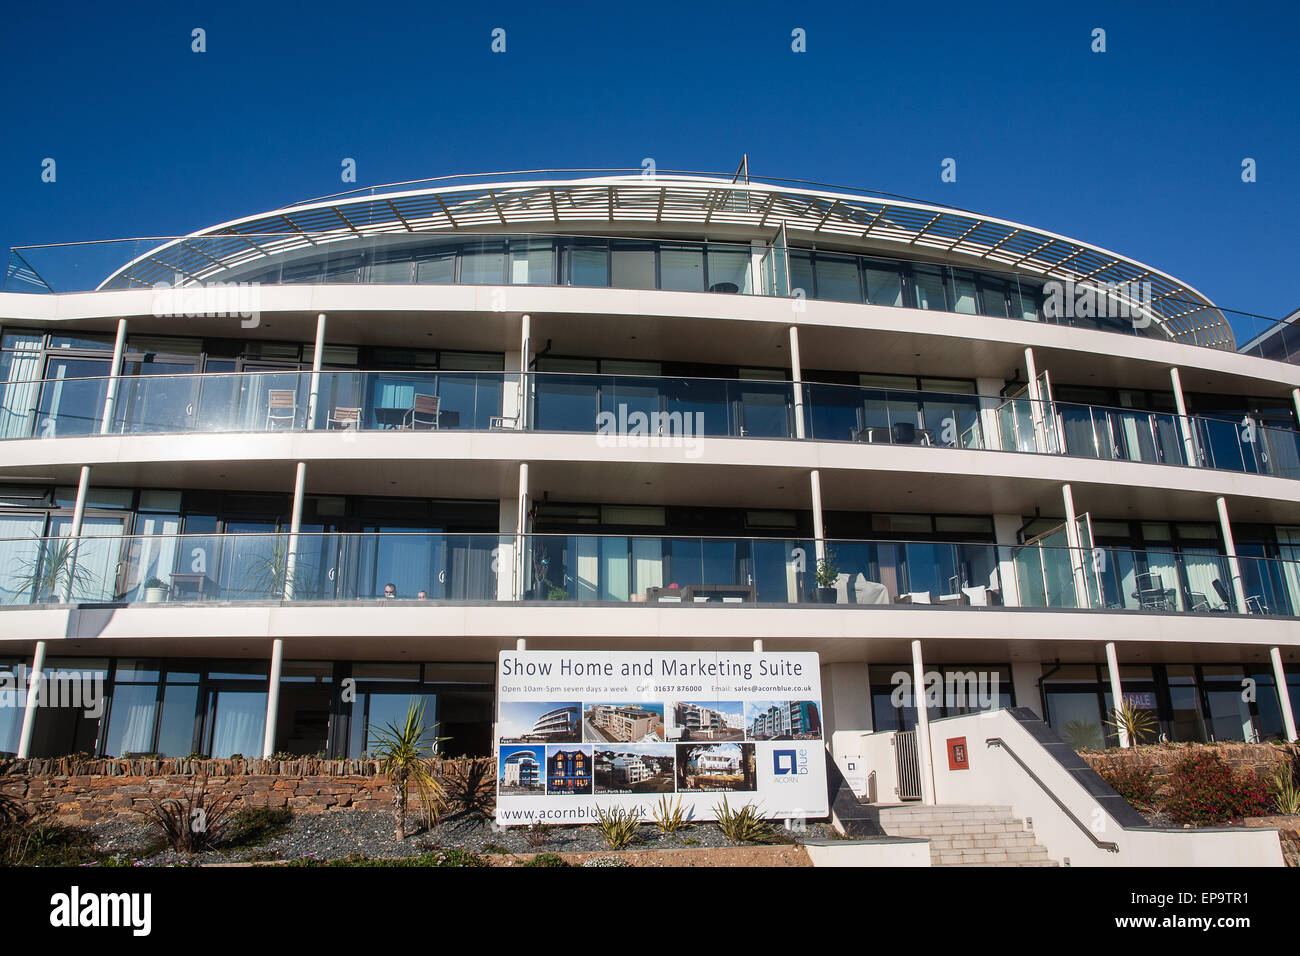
[495,650,827,826]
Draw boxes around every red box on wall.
[947,736,969,771]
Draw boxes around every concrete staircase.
[875,804,1058,867]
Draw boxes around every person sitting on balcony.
[416,590,428,600]
[383,582,397,599]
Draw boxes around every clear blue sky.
[2,0,1297,320]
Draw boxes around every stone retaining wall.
[0,757,473,826]
[1079,742,1293,786]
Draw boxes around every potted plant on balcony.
[814,555,840,604]
[13,536,94,603]
[143,577,170,603]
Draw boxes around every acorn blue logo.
[774,750,797,775]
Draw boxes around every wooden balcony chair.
[403,393,440,430]
[264,389,298,430]
[328,406,361,430]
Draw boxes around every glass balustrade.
[523,534,817,604]
[2,367,1299,485]
[3,531,1297,616]
[0,532,501,605]
[0,370,508,438]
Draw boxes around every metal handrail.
[985,737,1119,853]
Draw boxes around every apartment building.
[0,170,1296,779]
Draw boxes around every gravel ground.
[84,809,836,865]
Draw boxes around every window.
[912,266,949,311]
[460,244,507,284]
[864,265,903,307]
[415,255,454,284]
[815,256,861,302]
[567,245,609,287]
[611,245,656,290]
[509,242,554,285]
[660,248,704,292]
[706,248,751,293]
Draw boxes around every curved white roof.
[98,171,1232,348]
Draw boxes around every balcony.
[2,531,1296,619]
[3,368,1297,482]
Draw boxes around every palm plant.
[12,536,96,603]
[370,700,448,841]
[240,536,307,599]
[1106,700,1158,747]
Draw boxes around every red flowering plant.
[1161,750,1267,825]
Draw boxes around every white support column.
[1271,647,1298,742]
[16,641,47,759]
[99,319,127,434]
[788,326,805,439]
[1023,347,1047,451]
[262,638,284,759]
[496,498,518,601]
[62,465,91,602]
[284,462,307,599]
[1104,641,1128,748]
[1170,367,1198,466]
[809,469,826,564]
[1061,484,1090,607]
[1216,496,1249,612]
[753,639,764,652]
[518,314,531,430]
[992,514,1023,607]
[306,313,326,430]
[976,377,1004,451]
[515,462,529,600]
[516,638,527,651]
[1292,388,1300,429]
[911,639,936,805]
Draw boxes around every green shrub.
[1268,747,1300,815]
[713,796,773,842]
[1098,761,1159,810]
[593,805,641,850]
[523,852,570,867]
[1162,751,1267,825]
[652,794,691,834]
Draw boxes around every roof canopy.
[98,172,1232,348]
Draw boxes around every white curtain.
[599,537,629,602]
[0,333,42,439]
[575,537,600,600]
[631,538,663,597]
[208,691,266,758]
[52,515,125,601]
[0,514,46,604]
[1183,550,1227,610]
